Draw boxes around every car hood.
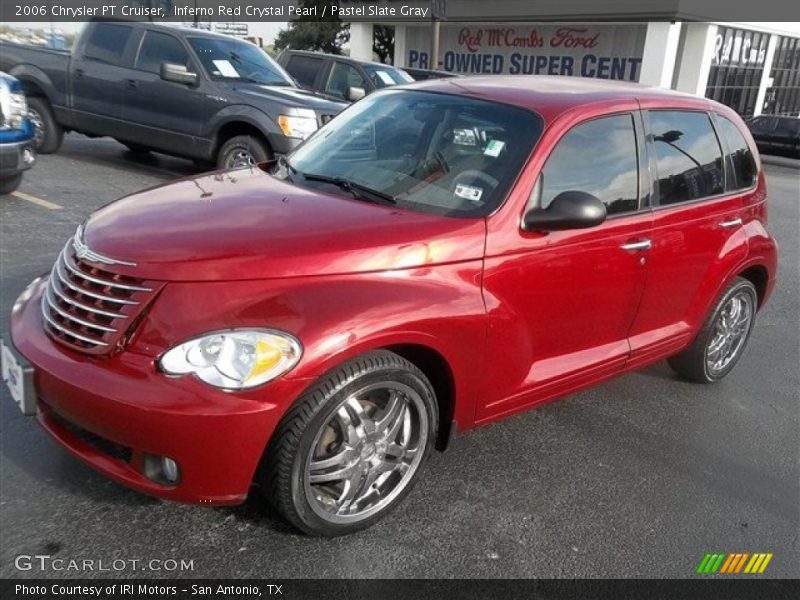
[82,168,486,282]
[234,83,346,113]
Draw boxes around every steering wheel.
[451,170,499,196]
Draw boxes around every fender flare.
[202,105,279,148]
[9,63,61,105]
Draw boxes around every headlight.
[0,79,28,130]
[277,111,318,139]
[159,329,302,390]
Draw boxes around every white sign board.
[406,23,647,81]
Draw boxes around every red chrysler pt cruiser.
[3,77,777,536]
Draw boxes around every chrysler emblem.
[72,224,136,267]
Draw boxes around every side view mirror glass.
[522,190,607,232]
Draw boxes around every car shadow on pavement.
[218,488,302,536]
[57,133,203,180]
[636,362,682,382]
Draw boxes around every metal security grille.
[41,240,160,355]
[764,36,800,116]
[706,26,770,118]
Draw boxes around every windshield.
[187,37,294,86]
[362,65,414,88]
[279,90,543,217]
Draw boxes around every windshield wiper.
[300,172,397,205]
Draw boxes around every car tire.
[668,277,758,383]
[0,173,23,195]
[216,135,271,170]
[263,350,438,536]
[27,96,63,154]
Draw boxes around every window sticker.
[453,128,478,146]
[212,60,240,78]
[375,70,395,85]
[484,140,506,157]
[454,184,484,203]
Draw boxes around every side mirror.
[522,191,607,232]
[346,86,366,102]
[160,63,198,86]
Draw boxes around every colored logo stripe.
[697,552,773,574]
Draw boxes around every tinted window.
[325,62,367,98]
[650,111,724,205]
[136,31,189,74]
[84,24,133,65]
[717,116,758,190]
[540,115,639,216]
[286,55,325,89]
[748,116,777,132]
[775,118,800,136]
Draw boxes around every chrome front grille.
[41,240,159,354]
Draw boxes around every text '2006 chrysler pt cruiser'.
[3,77,777,536]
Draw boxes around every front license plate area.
[1,338,36,415]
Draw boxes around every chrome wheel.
[304,382,428,524]
[705,290,754,377]
[226,148,256,169]
[27,108,45,149]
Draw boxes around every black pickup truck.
[0,21,346,168]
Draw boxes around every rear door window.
[84,23,134,66]
[716,116,758,190]
[286,55,325,89]
[650,111,724,206]
[539,114,640,216]
[135,31,190,74]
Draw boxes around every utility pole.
[430,0,446,70]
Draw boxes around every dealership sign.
[406,24,647,81]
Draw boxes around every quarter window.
[136,32,190,74]
[650,111,724,205]
[717,116,758,190]
[539,114,639,216]
[84,24,133,66]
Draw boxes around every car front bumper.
[0,139,36,179]
[9,278,313,505]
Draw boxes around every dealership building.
[347,4,800,118]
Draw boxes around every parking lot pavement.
[1,133,798,579]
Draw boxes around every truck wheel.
[0,174,23,195]
[263,350,438,536]
[217,135,271,170]
[668,277,758,383]
[27,97,63,154]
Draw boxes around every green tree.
[274,0,349,55]
[373,25,395,64]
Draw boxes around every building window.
[764,36,800,116]
[706,26,770,118]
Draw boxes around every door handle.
[620,239,652,252]
[126,79,137,89]
[74,68,84,78]
[719,217,743,229]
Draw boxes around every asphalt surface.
[0,134,798,579]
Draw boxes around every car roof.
[401,75,721,122]
[282,49,400,69]
[90,19,241,42]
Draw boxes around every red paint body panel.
[84,168,486,282]
[10,78,778,504]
